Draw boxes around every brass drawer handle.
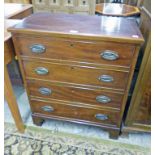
[96,95,111,104]
[95,114,108,121]
[98,75,113,83]
[35,67,49,75]
[30,44,46,54]
[39,87,52,96]
[41,106,54,112]
[100,50,119,61]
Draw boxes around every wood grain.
[4,39,15,65]
[123,6,151,133]
[8,13,144,44]
[30,97,120,126]
[5,3,33,19]
[15,35,136,68]
[22,59,129,91]
[4,19,25,133]
[4,20,22,65]
[27,79,124,110]
[95,3,140,17]
[4,66,25,133]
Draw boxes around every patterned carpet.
[4,123,150,155]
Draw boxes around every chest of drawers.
[32,0,95,15]
[9,13,143,139]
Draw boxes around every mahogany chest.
[9,13,144,139]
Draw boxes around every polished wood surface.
[4,66,25,132]
[4,38,15,65]
[4,0,31,4]
[14,35,135,68]
[134,74,151,125]
[27,79,124,110]
[10,13,143,139]
[4,3,33,19]
[123,52,151,132]
[8,13,143,44]
[4,19,25,133]
[95,3,140,17]
[23,59,129,91]
[123,6,151,133]
[30,98,120,126]
[5,3,33,84]
[4,19,22,42]
[4,3,33,132]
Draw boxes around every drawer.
[30,98,120,126]
[33,0,47,5]
[27,80,124,110]
[15,36,135,67]
[49,0,61,6]
[78,0,89,7]
[23,60,129,91]
[63,0,75,6]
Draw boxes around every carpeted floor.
[4,123,150,155]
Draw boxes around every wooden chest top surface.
[5,3,33,19]
[8,12,144,44]
[4,19,22,42]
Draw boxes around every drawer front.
[16,36,135,67]
[78,0,89,8]
[30,98,120,126]
[27,80,124,110]
[49,0,61,6]
[23,60,129,90]
[63,0,75,6]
